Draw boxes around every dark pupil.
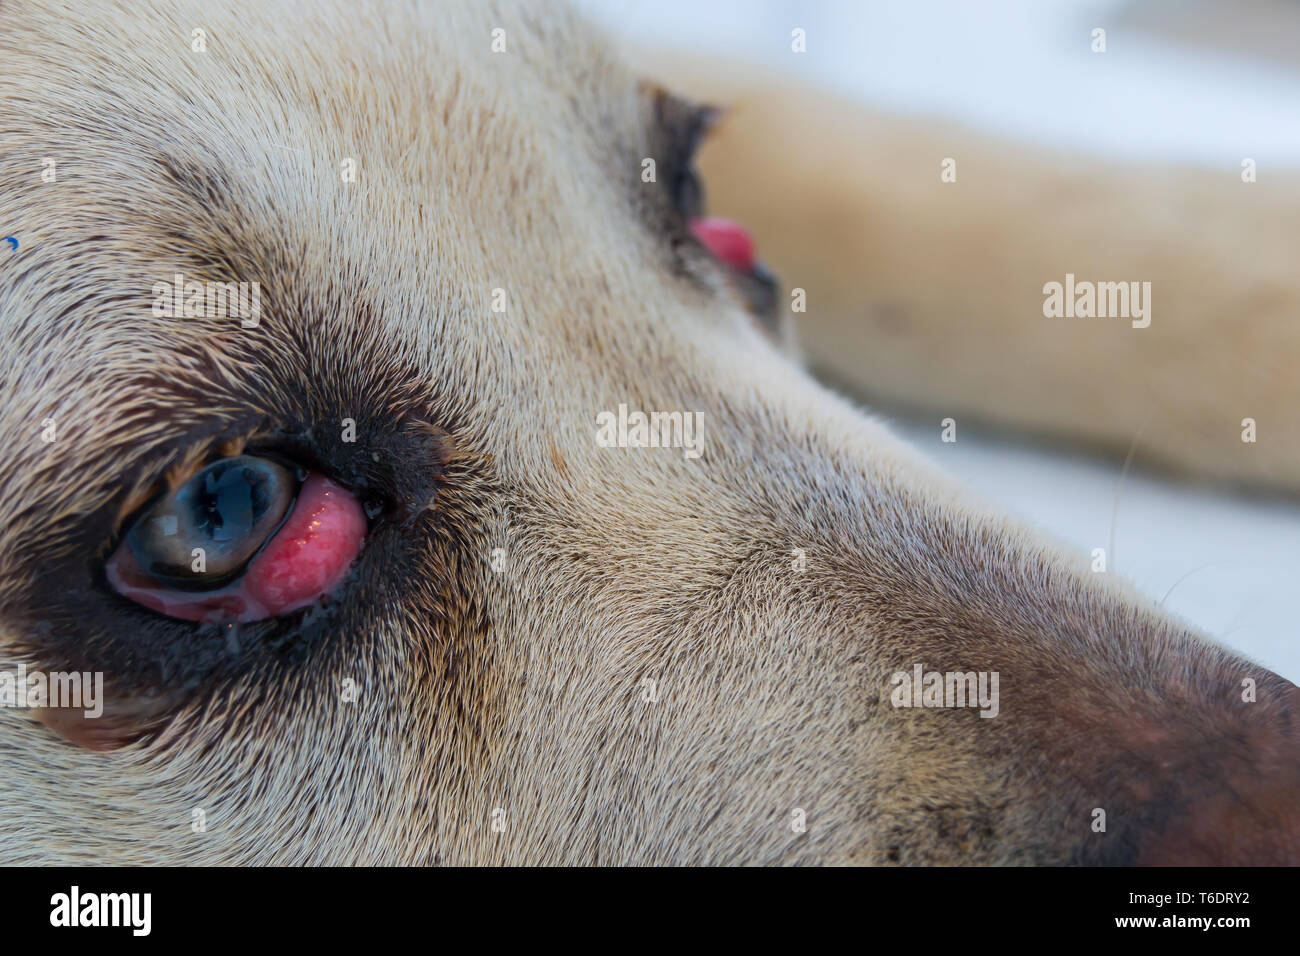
[191,463,269,543]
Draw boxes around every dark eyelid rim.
[110,444,310,549]
[646,82,723,169]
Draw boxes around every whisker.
[1108,412,1154,574]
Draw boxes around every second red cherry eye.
[690,216,757,272]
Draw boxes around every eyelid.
[108,428,261,538]
[649,85,722,168]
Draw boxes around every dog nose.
[1134,685,1300,865]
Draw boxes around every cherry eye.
[106,455,366,623]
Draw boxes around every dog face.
[1,0,1297,865]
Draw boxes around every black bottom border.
[0,865,1291,943]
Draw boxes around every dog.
[0,0,1296,865]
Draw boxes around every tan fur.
[0,0,1296,866]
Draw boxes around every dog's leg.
[642,55,1300,493]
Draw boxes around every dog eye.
[106,455,367,622]
[649,87,716,220]
[125,456,297,589]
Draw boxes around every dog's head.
[0,0,1296,864]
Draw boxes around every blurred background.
[576,0,1300,681]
